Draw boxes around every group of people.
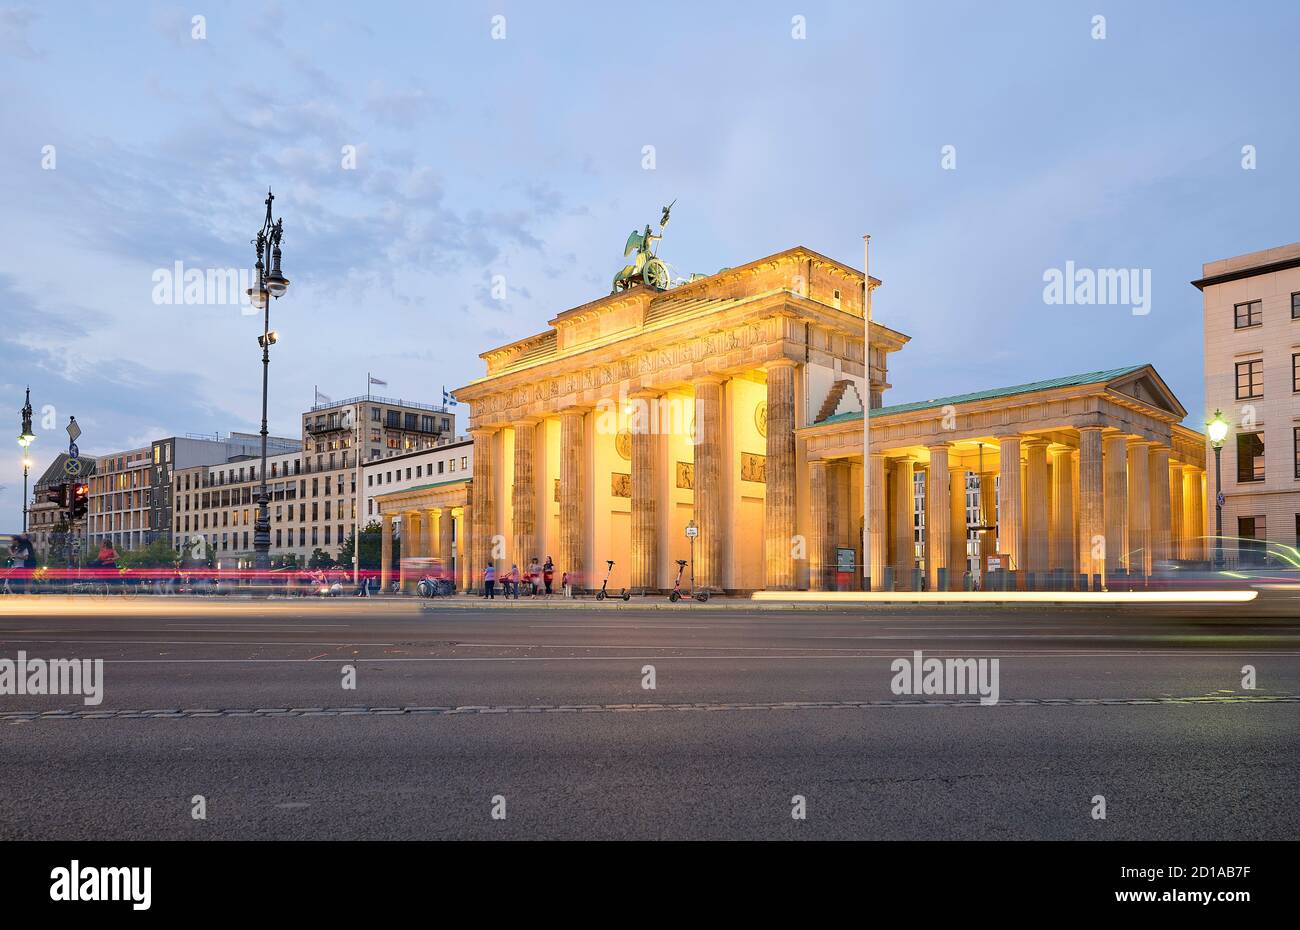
[482,556,567,599]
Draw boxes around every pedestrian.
[483,562,496,599]
[527,557,541,596]
[562,570,571,599]
[507,563,520,599]
[542,556,554,597]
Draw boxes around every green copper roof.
[818,364,1148,425]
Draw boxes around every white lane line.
[79,651,1300,663]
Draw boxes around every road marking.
[5,693,1297,721]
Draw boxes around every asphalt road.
[1,596,1297,840]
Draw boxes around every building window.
[1294,353,1300,393]
[1237,432,1265,483]
[1237,516,1267,564]
[1235,358,1264,399]
[438,461,445,474]
[1294,426,1300,479]
[1293,292,1300,319]
[832,288,841,310]
[1234,300,1262,328]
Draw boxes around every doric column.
[948,462,968,590]
[629,391,659,593]
[1049,447,1075,572]
[1103,434,1129,575]
[458,504,471,591]
[1148,445,1172,568]
[997,437,1023,571]
[439,506,455,582]
[890,457,915,587]
[867,453,887,591]
[423,508,436,563]
[1185,468,1205,561]
[380,512,394,592]
[1169,463,1185,561]
[558,408,586,590]
[764,359,798,590]
[808,459,830,591]
[470,427,496,593]
[512,417,539,569]
[1023,438,1050,577]
[1127,440,1152,575]
[925,444,951,591]
[978,470,996,584]
[1076,427,1105,580]
[400,512,417,592]
[692,377,725,592]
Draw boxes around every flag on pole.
[442,385,457,406]
[314,386,332,405]
[369,375,388,387]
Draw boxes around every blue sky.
[1,0,1297,529]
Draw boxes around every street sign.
[62,458,82,477]
[68,442,79,459]
[685,524,698,538]
[1217,492,1225,507]
[66,417,81,444]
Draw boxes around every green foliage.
[308,548,337,570]
[117,537,181,569]
[338,521,400,571]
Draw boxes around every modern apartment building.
[1194,240,1300,557]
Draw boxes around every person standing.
[542,556,554,598]
[483,562,496,599]
[507,563,520,599]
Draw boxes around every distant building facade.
[1195,241,1300,558]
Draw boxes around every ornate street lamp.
[1207,409,1229,569]
[245,190,290,574]
[18,387,35,534]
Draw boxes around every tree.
[117,537,180,569]
[308,548,337,570]
[338,521,400,571]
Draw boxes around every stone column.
[558,408,586,591]
[423,508,436,564]
[1127,440,1152,576]
[867,453,887,591]
[1169,463,1185,561]
[1185,468,1205,561]
[925,444,950,591]
[692,377,725,592]
[512,418,538,569]
[458,504,471,591]
[439,506,455,583]
[764,359,798,590]
[1049,447,1075,573]
[978,470,996,585]
[1023,438,1050,577]
[890,457,915,587]
[997,437,1023,571]
[1076,427,1104,580]
[630,391,659,593]
[470,427,496,593]
[808,459,830,591]
[1148,445,1172,568]
[949,463,968,590]
[400,512,417,592]
[1103,434,1129,575]
[380,512,393,592]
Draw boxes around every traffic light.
[45,482,68,508]
[70,483,89,520]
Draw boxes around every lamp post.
[245,190,290,575]
[18,387,35,533]
[1207,409,1229,569]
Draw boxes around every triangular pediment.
[1106,366,1186,419]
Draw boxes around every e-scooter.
[594,559,631,601]
[669,558,710,603]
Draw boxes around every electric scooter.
[668,558,710,603]
[594,559,631,601]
